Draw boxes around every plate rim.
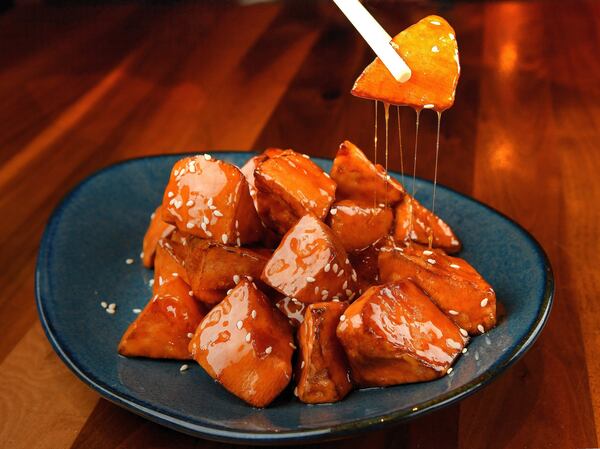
[35,151,555,445]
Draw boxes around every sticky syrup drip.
[429,111,443,248]
[384,102,390,206]
[374,100,378,207]
[397,106,404,187]
[408,108,421,243]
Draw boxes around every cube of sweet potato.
[118,276,205,360]
[296,302,353,403]
[254,150,336,234]
[153,236,189,293]
[141,205,175,268]
[337,279,466,387]
[394,194,461,254]
[189,280,294,407]
[262,214,359,304]
[378,242,496,334]
[161,155,262,246]
[328,200,393,252]
[352,15,460,111]
[240,148,285,210]
[330,141,404,205]
[183,237,270,306]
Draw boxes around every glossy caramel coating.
[240,148,285,211]
[254,150,336,235]
[275,295,306,327]
[118,276,205,360]
[378,242,496,334]
[330,141,404,205]
[394,194,461,254]
[141,205,175,268]
[190,280,294,408]
[153,236,189,293]
[262,214,359,304]
[296,302,353,404]
[352,15,460,111]
[337,280,466,387]
[161,155,262,245]
[348,243,382,291]
[328,200,393,252]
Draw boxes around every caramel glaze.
[118,276,205,360]
[153,235,189,294]
[161,155,262,246]
[348,241,384,291]
[394,194,461,254]
[337,279,466,387]
[239,148,284,211]
[190,280,294,408]
[261,214,359,304]
[378,240,496,334]
[141,205,175,268]
[254,150,337,235]
[296,301,353,404]
[275,295,306,327]
[328,199,393,252]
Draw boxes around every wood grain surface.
[0,1,598,448]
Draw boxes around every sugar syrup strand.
[429,111,442,249]
[374,100,378,207]
[397,105,405,187]
[408,108,421,244]
[384,102,390,206]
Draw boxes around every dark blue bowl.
[35,152,553,445]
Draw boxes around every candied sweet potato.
[254,150,336,234]
[337,279,466,386]
[161,155,262,245]
[118,276,205,360]
[352,15,460,111]
[262,214,359,304]
[142,205,175,268]
[378,242,496,334]
[296,302,353,403]
[330,141,404,205]
[240,149,285,210]
[328,200,393,252]
[153,236,189,293]
[275,295,307,327]
[190,280,294,407]
[394,194,461,254]
[348,243,382,290]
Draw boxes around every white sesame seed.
[186,222,194,229]
[345,289,353,297]
[423,250,433,256]
[125,258,134,265]
[159,276,164,286]
[321,290,328,296]
[132,308,142,314]
[477,324,485,334]
[106,308,115,315]
[324,263,331,273]
[221,234,228,244]
[236,320,243,330]
[343,280,348,289]
[108,303,116,309]
[301,361,305,369]
[431,20,441,25]
[330,208,337,216]
[167,191,174,198]
[187,333,194,339]
[333,263,339,273]
[450,263,460,269]
[338,269,344,277]
[289,342,297,349]
[189,164,196,173]
[233,275,240,284]
[351,270,357,282]
[206,231,213,237]
[245,333,251,343]
[480,298,489,307]
[251,310,257,319]
[332,298,340,302]
[412,407,418,412]
[186,200,194,207]
[447,367,453,374]
[460,328,468,337]
[204,153,211,161]
[214,210,223,217]
[294,387,298,397]
[340,314,346,321]
[200,222,207,232]
[431,45,439,53]
[180,364,189,372]
[207,198,213,207]
[209,205,217,210]
[265,346,272,354]
[306,276,316,283]
[100,301,108,308]
[324,172,331,178]
[448,310,459,315]
[172,272,178,277]
[151,212,156,219]
[189,290,193,296]
[427,258,436,264]
[462,347,468,354]
[149,279,154,287]
[236,237,241,246]
[140,251,144,259]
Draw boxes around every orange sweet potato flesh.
[336,279,466,387]
[142,205,175,268]
[153,237,189,293]
[190,280,294,408]
[330,141,404,205]
[296,302,353,404]
[118,276,205,360]
[328,200,393,252]
[184,237,270,306]
[352,15,460,111]
[262,214,359,304]
[254,150,337,235]
[394,194,461,254]
[162,155,262,245]
[378,242,496,334]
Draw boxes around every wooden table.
[1,1,598,447]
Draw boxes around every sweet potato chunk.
[190,280,294,407]
[352,15,460,111]
[240,149,285,210]
[162,155,262,245]
[153,236,189,293]
[330,141,404,205]
[296,302,353,404]
[394,194,461,254]
[337,280,466,387]
[328,200,393,252]
[378,242,496,334]
[348,244,381,290]
[262,214,359,304]
[184,237,270,306]
[275,295,307,327]
[142,205,175,268]
[254,150,336,234]
[118,276,205,360]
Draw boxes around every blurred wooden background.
[0,0,598,448]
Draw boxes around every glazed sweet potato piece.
[162,155,262,245]
[118,276,205,360]
[254,150,337,234]
[262,214,359,304]
[190,280,294,407]
[352,15,460,111]
[275,295,307,327]
[348,244,381,290]
[240,148,285,210]
[141,205,175,268]
[378,242,496,334]
[337,280,466,387]
[328,200,393,252]
[330,141,404,205]
[153,236,189,293]
[184,237,270,306]
[296,302,353,404]
[394,194,461,254]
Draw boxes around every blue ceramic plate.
[36,152,553,445]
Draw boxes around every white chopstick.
[333,0,411,82]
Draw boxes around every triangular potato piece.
[352,15,460,111]
[141,205,175,268]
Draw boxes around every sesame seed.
[186,200,194,207]
[150,212,156,219]
[449,33,455,40]
[106,308,115,315]
[149,279,154,287]
[265,346,272,354]
[343,280,348,289]
[294,387,298,397]
[330,208,337,216]
[233,274,240,284]
[108,303,116,309]
[236,238,241,246]
[462,347,468,354]
[209,205,217,210]
[338,269,344,277]
[450,263,460,269]
[132,308,142,314]
[206,231,212,237]
[187,333,194,338]
[412,407,418,412]
[459,328,468,337]
[480,298,489,307]
[247,276,253,281]
[345,289,353,297]
[324,172,331,178]
[236,320,243,330]
[214,210,223,217]
[314,286,319,294]
[100,301,108,308]
[189,164,196,173]
[447,367,453,374]
[167,191,174,198]
[207,198,213,207]
[251,310,257,319]
[431,45,439,53]
[186,222,194,229]
[301,361,305,369]
[204,153,211,160]
[306,276,316,283]
[448,310,459,315]
[477,324,485,334]
[289,342,297,349]
[200,222,207,232]
[324,263,331,273]
[125,258,134,265]
[227,289,232,295]
[351,270,357,282]
[188,290,193,296]
[159,276,164,286]
[423,250,433,256]
[203,216,209,225]
[321,290,328,296]
[340,314,346,321]
[332,298,340,302]
[427,258,436,264]
[221,234,228,244]
[140,251,144,259]
[431,20,441,25]
[180,364,189,372]
[333,263,339,273]
[245,333,251,342]
[172,272,178,277]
